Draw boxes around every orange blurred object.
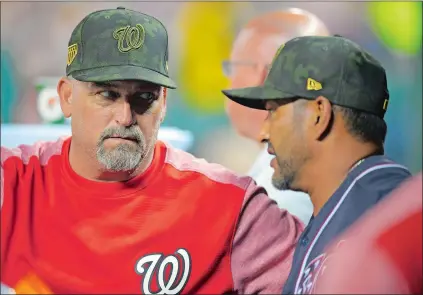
[14,272,53,294]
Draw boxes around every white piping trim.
[294,163,409,293]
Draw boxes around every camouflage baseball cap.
[222,35,389,118]
[66,7,176,88]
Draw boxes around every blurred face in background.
[58,78,166,173]
[223,29,276,142]
[223,9,329,143]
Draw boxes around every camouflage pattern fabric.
[66,7,176,88]
[222,35,389,118]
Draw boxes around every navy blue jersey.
[282,155,411,294]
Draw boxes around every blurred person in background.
[314,173,422,295]
[1,7,303,294]
[222,8,330,225]
[223,35,412,294]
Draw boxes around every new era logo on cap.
[306,78,322,91]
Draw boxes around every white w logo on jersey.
[135,248,191,294]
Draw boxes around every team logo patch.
[67,43,78,66]
[113,24,145,53]
[135,248,191,294]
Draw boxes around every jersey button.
[300,237,309,246]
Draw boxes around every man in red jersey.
[313,173,422,294]
[0,7,303,294]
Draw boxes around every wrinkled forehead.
[230,29,285,64]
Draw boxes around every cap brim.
[70,65,177,89]
[222,85,294,110]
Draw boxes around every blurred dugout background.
[1,1,422,174]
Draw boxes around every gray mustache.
[99,126,144,143]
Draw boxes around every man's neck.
[299,143,381,216]
[68,142,154,183]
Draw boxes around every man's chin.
[97,146,143,169]
[271,173,293,191]
[98,156,142,173]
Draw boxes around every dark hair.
[332,105,387,148]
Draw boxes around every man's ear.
[311,95,333,141]
[57,77,73,118]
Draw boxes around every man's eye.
[99,91,119,99]
[138,92,156,100]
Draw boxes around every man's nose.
[115,100,135,127]
[259,119,270,143]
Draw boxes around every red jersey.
[314,173,422,294]
[1,137,303,294]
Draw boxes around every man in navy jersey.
[222,35,412,294]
